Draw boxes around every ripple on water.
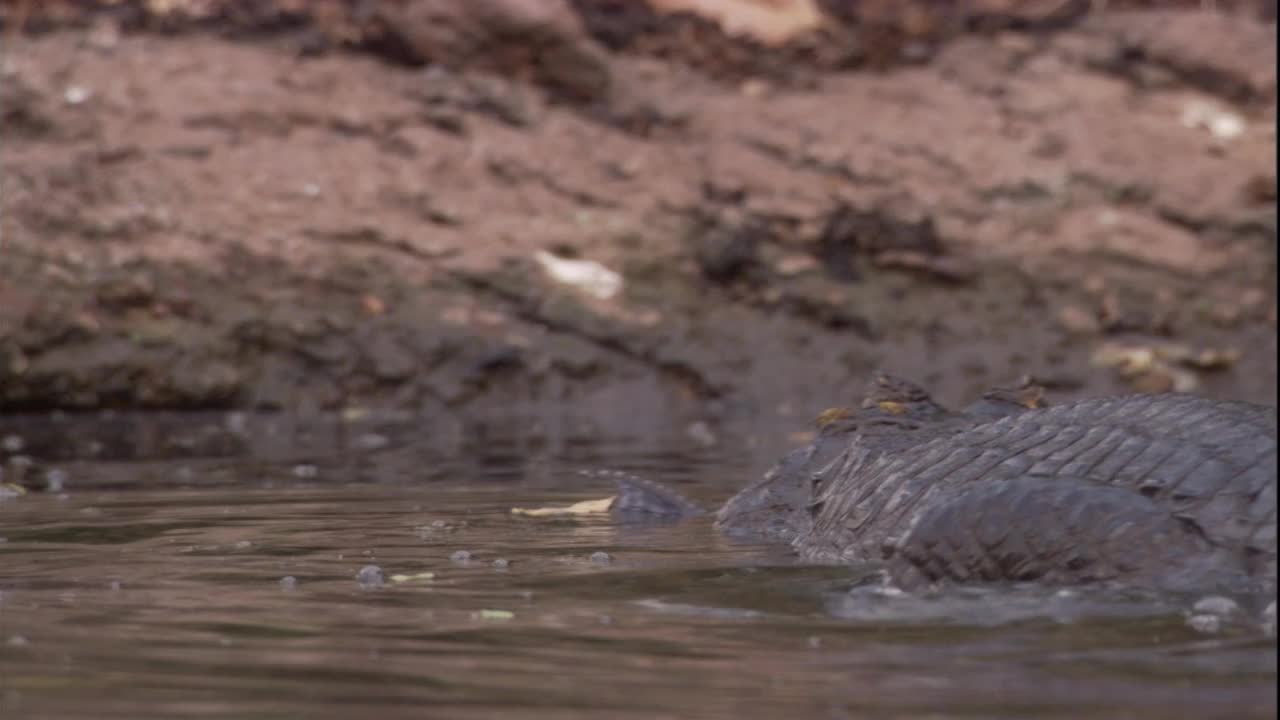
[0,411,1274,719]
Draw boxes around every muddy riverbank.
[1,1,1275,437]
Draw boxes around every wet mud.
[0,0,1275,435]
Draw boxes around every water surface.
[0,411,1274,719]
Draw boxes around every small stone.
[450,550,473,564]
[589,551,612,565]
[1057,305,1100,335]
[353,433,389,451]
[356,565,385,589]
[279,576,298,591]
[224,413,248,435]
[64,86,92,105]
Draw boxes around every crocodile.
[613,374,1278,592]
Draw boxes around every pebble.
[353,433,389,451]
[45,469,68,493]
[64,86,92,105]
[291,464,319,479]
[355,565,385,589]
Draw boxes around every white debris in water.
[1180,100,1246,140]
[233,540,253,550]
[45,469,67,493]
[1,435,23,453]
[1192,596,1240,616]
[685,421,718,448]
[1262,601,1276,637]
[534,250,623,300]
[492,558,510,569]
[279,576,298,592]
[450,550,473,564]
[589,551,612,565]
[302,183,322,198]
[7,635,29,647]
[109,581,122,592]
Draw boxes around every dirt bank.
[0,1,1275,440]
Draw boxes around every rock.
[355,565,385,589]
[1057,305,1101,335]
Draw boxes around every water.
[0,411,1275,719]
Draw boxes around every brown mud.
[0,1,1275,446]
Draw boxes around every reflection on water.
[0,412,1275,719]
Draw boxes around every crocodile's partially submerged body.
[615,374,1278,592]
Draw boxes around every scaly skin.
[613,374,1278,592]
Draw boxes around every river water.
[0,410,1274,719]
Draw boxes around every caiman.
[613,374,1278,593]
